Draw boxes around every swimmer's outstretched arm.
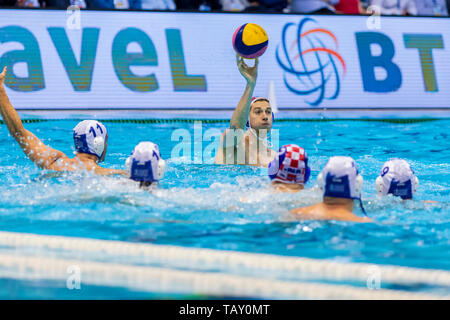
[229,54,258,130]
[0,67,67,169]
[94,167,128,176]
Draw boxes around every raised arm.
[229,54,258,130]
[0,67,67,169]
[216,55,259,162]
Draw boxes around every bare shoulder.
[290,204,316,215]
[352,216,373,223]
[290,206,322,222]
[48,155,97,172]
[44,151,73,171]
[290,207,305,215]
[48,158,127,176]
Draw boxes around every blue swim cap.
[73,120,107,160]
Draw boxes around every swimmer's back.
[291,203,372,223]
[45,154,122,175]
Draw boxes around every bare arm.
[0,66,68,169]
[230,54,258,130]
[94,167,128,176]
[218,55,259,155]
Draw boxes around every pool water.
[0,119,449,298]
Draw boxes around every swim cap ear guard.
[355,174,364,198]
[413,176,419,193]
[93,136,106,158]
[375,176,383,195]
[73,120,107,161]
[304,161,311,184]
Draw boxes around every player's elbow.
[12,128,31,143]
[229,120,245,131]
[9,123,26,138]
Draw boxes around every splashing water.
[0,119,449,298]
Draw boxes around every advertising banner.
[0,9,449,113]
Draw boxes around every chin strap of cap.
[355,198,368,217]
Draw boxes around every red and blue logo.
[276,18,346,107]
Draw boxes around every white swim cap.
[126,142,165,183]
[251,97,269,106]
[376,159,418,199]
[73,120,107,160]
[317,156,363,200]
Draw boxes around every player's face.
[249,101,272,131]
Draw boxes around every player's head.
[73,120,108,163]
[247,97,273,131]
[317,156,363,201]
[376,159,418,200]
[126,142,166,188]
[268,144,310,186]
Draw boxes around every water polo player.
[214,55,276,167]
[126,142,166,189]
[291,156,372,223]
[376,158,419,200]
[0,66,126,176]
[268,144,310,193]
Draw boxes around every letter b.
[356,32,402,93]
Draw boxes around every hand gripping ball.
[232,23,268,59]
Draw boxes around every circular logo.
[276,18,346,107]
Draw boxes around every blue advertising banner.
[0,9,449,114]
